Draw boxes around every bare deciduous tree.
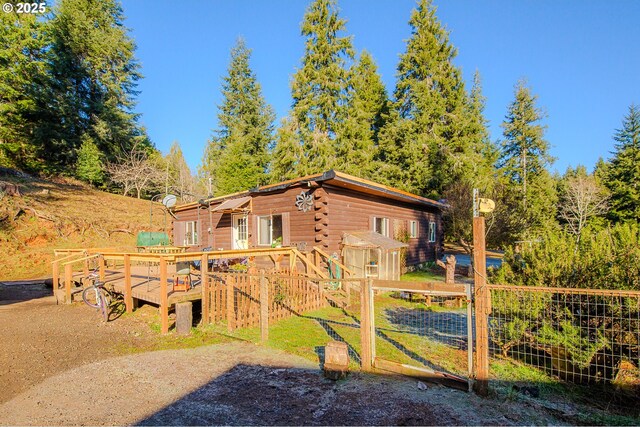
[559,175,609,241]
[107,145,164,198]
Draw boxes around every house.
[170,170,445,276]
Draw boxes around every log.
[175,302,193,335]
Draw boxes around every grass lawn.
[401,269,445,282]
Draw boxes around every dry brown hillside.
[0,171,165,280]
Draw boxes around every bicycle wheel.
[98,291,109,322]
[82,286,101,308]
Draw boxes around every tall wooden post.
[64,263,72,304]
[124,254,133,313]
[201,253,209,324]
[360,278,373,371]
[260,273,269,343]
[473,216,489,396]
[160,257,169,334]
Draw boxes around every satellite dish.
[162,194,177,208]
[478,198,495,214]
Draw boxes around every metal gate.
[360,279,473,391]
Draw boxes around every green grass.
[401,270,445,282]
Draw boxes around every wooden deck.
[102,265,203,306]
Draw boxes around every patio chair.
[173,261,193,292]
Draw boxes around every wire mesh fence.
[488,285,640,394]
[371,286,472,379]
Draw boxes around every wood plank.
[201,253,209,324]
[226,276,234,332]
[373,357,468,392]
[372,279,466,295]
[52,260,59,291]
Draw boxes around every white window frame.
[258,214,283,246]
[428,221,436,243]
[409,220,418,238]
[372,217,389,237]
[232,214,248,249]
[185,220,199,246]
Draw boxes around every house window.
[428,221,436,243]
[258,215,283,246]
[409,220,418,238]
[185,221,199,245]
[373,217,389,237]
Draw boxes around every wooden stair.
[324,288,349,308]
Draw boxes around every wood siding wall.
[323,185,442,265]
[172,183,443,266]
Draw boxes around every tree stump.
[175,302,193,335]
[324,340,349,380]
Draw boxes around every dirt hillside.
[0,170,166,280]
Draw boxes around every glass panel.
[272,215,283,243]
[258,216,271,245]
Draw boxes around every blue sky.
[121,0,640,175]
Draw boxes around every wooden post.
[99,256,106,281]
[52,260,59,292]
[160,257,169,334]
[124,254,133,313]
[201,253,209,325]
[175,302,193,335]
[473,216,489,396]
[260,273,269,343]
[226,276,234,332]
[83,251,89,282]
[360,278,373,371]
[64,263,72,304]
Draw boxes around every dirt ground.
[0,282,569,425]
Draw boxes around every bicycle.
[82,269,115,322]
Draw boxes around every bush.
[492,223,640,290]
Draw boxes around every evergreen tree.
[201,38,274,195]
[335,50,389,178]
[270,116,305,182]
[377,0,485,198]
[605,104,640,223]
[0,10,48,170]
[289,0,354,174]
[497,80,556,240]
[166,141,197,202]
[75,136,103,185]
[43,0,144,169]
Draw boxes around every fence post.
[473,216,489,396]
[160,256,169,334]
[226,276,235,332]
[52,260,59,293]
[64,263,72,304]
[99,255,106,281]
[201,253,210,325]
[124,254,133,313]
[360,278,373,371]
[260,273,269,343]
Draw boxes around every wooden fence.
[202,272,335,335]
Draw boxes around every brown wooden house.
[170,171,445,276]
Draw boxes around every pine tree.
[497,80,556,240]
[270,116,305,182]
[605,105,640,223]
[289,0,354,175]
[166,141,197,202]
[0,10,48,170]
[201,38,274,195]
[377,0,483,199]
[335,50,389,178]
[43,0,144,169]
[75,136,103,185]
